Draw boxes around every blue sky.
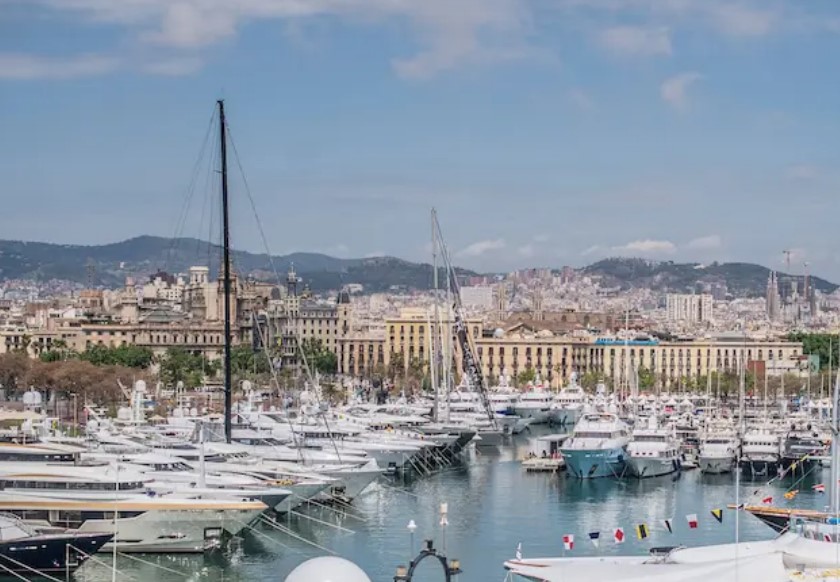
[1,0,839,279]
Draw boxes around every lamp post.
[393,539,462,582]
[407,519,417,561]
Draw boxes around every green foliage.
[301,338,337,375]
[637,367,656,390]
[516,367,537,386]
[158,348,218,389]
[79,344,153,368]
[230,345,271,376]
[786,333,838,370]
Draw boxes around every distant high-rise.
[766,271,781,321]
[666,293,713,324]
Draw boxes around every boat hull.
[626,455,680,478]
[0,532,113,573]
[561,447,626,479]
[699,455,735,474]
[739,458,780,477]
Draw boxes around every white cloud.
[687,234,722,250]
[0,53,119,80]
[517,244,536,257]
[785,164,819,181]
[705,3,776,37]
[567,88,595,111]
[612,239,676,255]
[660,72,703,111]
[598,25,672,57]
[532,233,551,243]
[581,245,603,256]
[30,0,535,80]
[141,56,204,76]
[457,238,506,257]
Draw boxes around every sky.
[1,0,839,279]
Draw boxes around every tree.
[516,367,537,387]
[786,333,838,370]
[637,367,656,391]
[300,339,337,375]
[158,348,217,389]
[79,344,153,368]
[230,345,271,377]
[0,353,32,394]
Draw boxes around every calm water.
[73,429,828,582]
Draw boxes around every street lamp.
[393,539,462,582]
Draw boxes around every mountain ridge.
[0,237,834,296]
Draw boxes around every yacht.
[780,420,824,475]
[560,413,630,479]
[0,464,266,553]
[549,378,586,427]
[0,513,113,574]
[740,424,782,477]
[625,416,681,478]
[513,388,552,425]
[698,421,739,474]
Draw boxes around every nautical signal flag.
[686,514,699,529]
[588,532,601,548]
[614,528,625,544]
[825,534,833,543]
[813,484,826,494]
[663,519,673,534]
[711,509,723,524]
[635,524,649,540]
[784,490,799,500]
[563,535,574,551]
[762,496,773,505]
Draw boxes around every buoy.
[284,557,371,582]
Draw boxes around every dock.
[522,457,565,472]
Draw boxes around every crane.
[431,210,498,429]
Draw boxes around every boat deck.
[522,458,565,472]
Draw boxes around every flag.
[784,490,799,500]
[813,484,826,494]
[686,514,698,529]
[825,534,833,543]
[663,519,673,534]
[636,524,649,540]
[515,542,522,560]
[588,531,601,548]
[563,535,574,551]
[711,509,723,523]
[762,496,773,504]
[614,528,625,544]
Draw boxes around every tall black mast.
[218,99,233,444]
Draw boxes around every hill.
[582,258,838,297]
[0,236,474,292]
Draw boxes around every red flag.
[686,514,698,529]
[762,496,773,504]
[614,528,625,544]
[813,484,826,494]
[563,535,574,551]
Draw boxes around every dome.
[493,328,504,338]
[284,557,371,582]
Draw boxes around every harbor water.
[72,428,828,582]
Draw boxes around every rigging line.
[116,552,189,576]
[67,545,136,581]
[166,106,217,273]
[0,553,63,582]
[0,558,31,582]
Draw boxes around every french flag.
[686,514,698,529]
[563,535,574,551]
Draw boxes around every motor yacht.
[625,415,681,478]
[513,388,552,425]
[549,379,586,427]
[739,423,782,477]
[560,413,630,479]
[698,420,739,474]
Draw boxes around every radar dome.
[135,380,147,393]
[493,328,504,338]
[284,557,371,582]
[242,380,252,392]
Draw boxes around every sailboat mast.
[218,99,233,444]
[431,208,440,423]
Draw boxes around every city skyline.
[2,1,839,276]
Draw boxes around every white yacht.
[549,377,586,427]
[513,388,552,425]
[698,420,739,474]
[560,413,630,479]
[625,416,681,478]
[739,423,782,477]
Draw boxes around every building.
[766,271,781,321]
[666,293,713,324]
[460,286,494,309]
